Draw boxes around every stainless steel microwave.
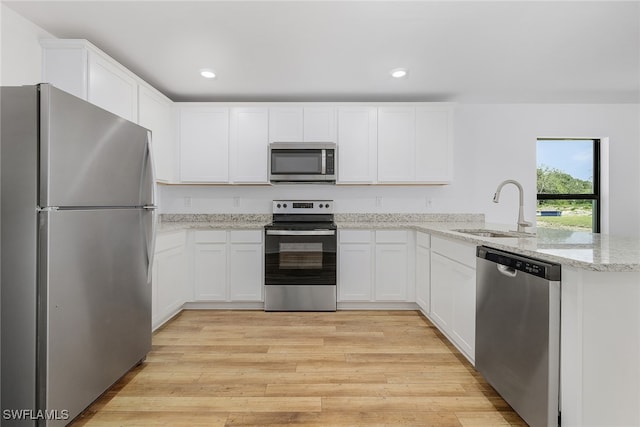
[269,142,336,183]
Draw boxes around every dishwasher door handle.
[497,264,518,278]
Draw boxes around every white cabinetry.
[179,106,229,183]
[377,105,453,184]
[41,39,176,182]
[415,232,431,314]
[429,235,476,363]
[193,230,263,302]
[375,231,410,301]
[138,84,175,183]
[415,106,453,183]
[269,106,336,143]
[377,107,416,183]
[338,230,373,301]
[229,107,269,183]
[338,230,413,304]
[41,39,138,122]
[337,107,377,183]
[153,231,188,330]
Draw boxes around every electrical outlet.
[375,197,383,207]
[233,197,240,207]
[426,197,433,208]
[183,196,192,208]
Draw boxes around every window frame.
[536,138,601,233]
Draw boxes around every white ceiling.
[5,1,640,103]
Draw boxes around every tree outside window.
[536,138,600,232]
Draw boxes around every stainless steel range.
[264,200,337,311]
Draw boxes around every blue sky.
[537,139,593,181]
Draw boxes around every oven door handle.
[266,230,336,236]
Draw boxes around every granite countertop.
[338,220,640,272]
[159,213,640,272]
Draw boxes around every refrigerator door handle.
[143,130,157,207]
[144,206,158,283]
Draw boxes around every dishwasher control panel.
[477,246,561,280]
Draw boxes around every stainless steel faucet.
[493,179,532,233]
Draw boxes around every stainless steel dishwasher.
[476,246,561,427]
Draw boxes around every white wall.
[0,4,54,86]
[161,103,640,237]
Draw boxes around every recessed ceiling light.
[200,69,216,79]
[390,68,408,79]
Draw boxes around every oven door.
[265,229,336,286]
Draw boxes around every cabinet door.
[229,107,269,183]
[415,107,453,183]
[451,261,476,361]
[154,244,187,329]
[269,107,303,142]
[87,52,138,122]
[416,243,431,314]
[41,44,88,100]
[377,107,415,182]
[194,243,228,301]
[430,252,454,331]
[138,85,174,183]
[337,107,377,183]
[303,107,337,142]
[229,243,263,301]
[179,107,229,182]
[374,243,409,301]
[338,243,373,301]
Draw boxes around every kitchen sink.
[453,229,535,238]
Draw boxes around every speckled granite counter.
[159,214,270,232]
[338,217,640,272]
[159,213,640,272]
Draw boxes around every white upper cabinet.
[87,52,138,122]
[269,107,303,142]
[303,107,337,142]
[337,107,377,183]
[138,84,174,183]
[269,106,337,143]
[229,107,269,183]
[415,106,453,183]
[41,39,138,122]
[179,106,229,183]
[377,107,416,183]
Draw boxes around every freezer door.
[39,84,153,208]
[38,208,152,426]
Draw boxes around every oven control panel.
[273,200,334,214]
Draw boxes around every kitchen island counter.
[337,219,640,272]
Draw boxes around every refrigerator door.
[38,208,152,426]
[39,84,153,208]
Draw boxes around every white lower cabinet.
[338,230,412,303]
[415,232,431,314]
[338,230,373,301]
[429,236,477,363]
[153,231,188,330]
[194,230,263,302]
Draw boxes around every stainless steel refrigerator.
[1,84,157,426]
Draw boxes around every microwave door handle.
[321,150,326,175]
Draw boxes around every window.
[536,138,600,232]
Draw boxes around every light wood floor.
[72,310,526,426]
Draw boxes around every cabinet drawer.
[375,230,408,244]
[339,230,372,243]
[431,236,476,268]
[230,230,263,243]
[156,230,186,252]
[194,230,227,243]
[417,232,430,248]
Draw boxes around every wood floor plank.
[71,310,525,426]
